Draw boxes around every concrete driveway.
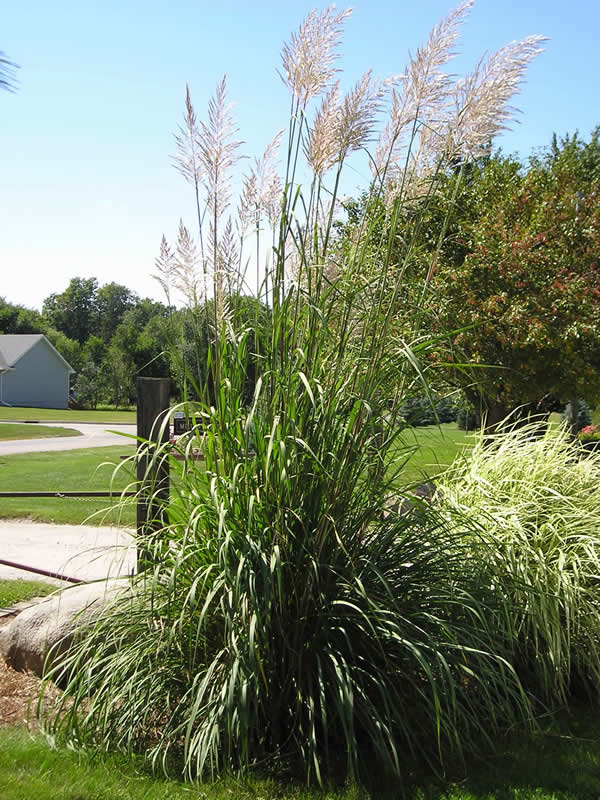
[0,520,135,585]
[0,423,141,586]
[0,422,137,456]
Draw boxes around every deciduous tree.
[423,131,600,427]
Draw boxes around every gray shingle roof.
[0,334,74,372]
[0,334,45,366]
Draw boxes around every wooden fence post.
[136,377,170,571]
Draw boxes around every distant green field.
[0,407,136,424]
[0,445,137,525]
[0,423,82,441]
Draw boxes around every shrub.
[437,421,600,704]
[435,395,459,423]
[398,394,458,427]
[561,399,593,431]
[399,395,437,426]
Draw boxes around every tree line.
[0,279,172,407]
[0,279,268,409]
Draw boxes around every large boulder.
[0,579,127,677]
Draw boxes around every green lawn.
[392,423,475,487]
[0,407,136,424]
[0,726,361,800]
[0,446,137,526]
[0,425,472,527]
[0,423,82,441]
[0,580,56,608]
[1,703,599,799]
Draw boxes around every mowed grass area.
[0,407,136,424]
[2,703,600,800]
[0,580,55,607]
[0,423,82,441]
[0,425,471,526]
[393,422,475,487]
[0,446,137,526]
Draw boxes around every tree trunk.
[464,390,551,441]
[565,398,579,439]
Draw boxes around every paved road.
[0,520,135,585]
[0,422,137,456]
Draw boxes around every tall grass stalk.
[40,3,545,785]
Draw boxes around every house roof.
[0,334,74,373]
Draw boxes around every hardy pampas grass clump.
[438,420,600,704]
[40,2,547,786]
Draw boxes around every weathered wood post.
[136,377,170,571]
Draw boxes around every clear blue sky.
[2,0,598,311]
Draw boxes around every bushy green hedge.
[399,394,458,426]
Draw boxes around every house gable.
[0,334,74,409]
[0,334,74,373]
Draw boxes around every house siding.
[1,339,71,409]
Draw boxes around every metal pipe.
[0,557,82,584]
[0,491,137,498]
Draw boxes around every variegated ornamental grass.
[438,420,600,704]
[39,2,550,787]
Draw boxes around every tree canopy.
[422,129,600,425]
[338,128,600,427]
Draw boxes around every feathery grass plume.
[238,171,257,234]
[263,172,282,229]
[254,130,284,212]
[447,35,548,161]
[173,84,204,188]
[280,5,351,108]
[336,69,383,157]
[217,216,241,295]
[374,0,473,185]
[174,219,202,308]
[305,81,341,175]
[153,234,177,308]
[198,75,244,226]
[172,85,207,269]
[198,75,244,329]
[305,70,381,262]
[239,132,284,241]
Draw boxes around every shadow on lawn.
[402,702,600,800]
